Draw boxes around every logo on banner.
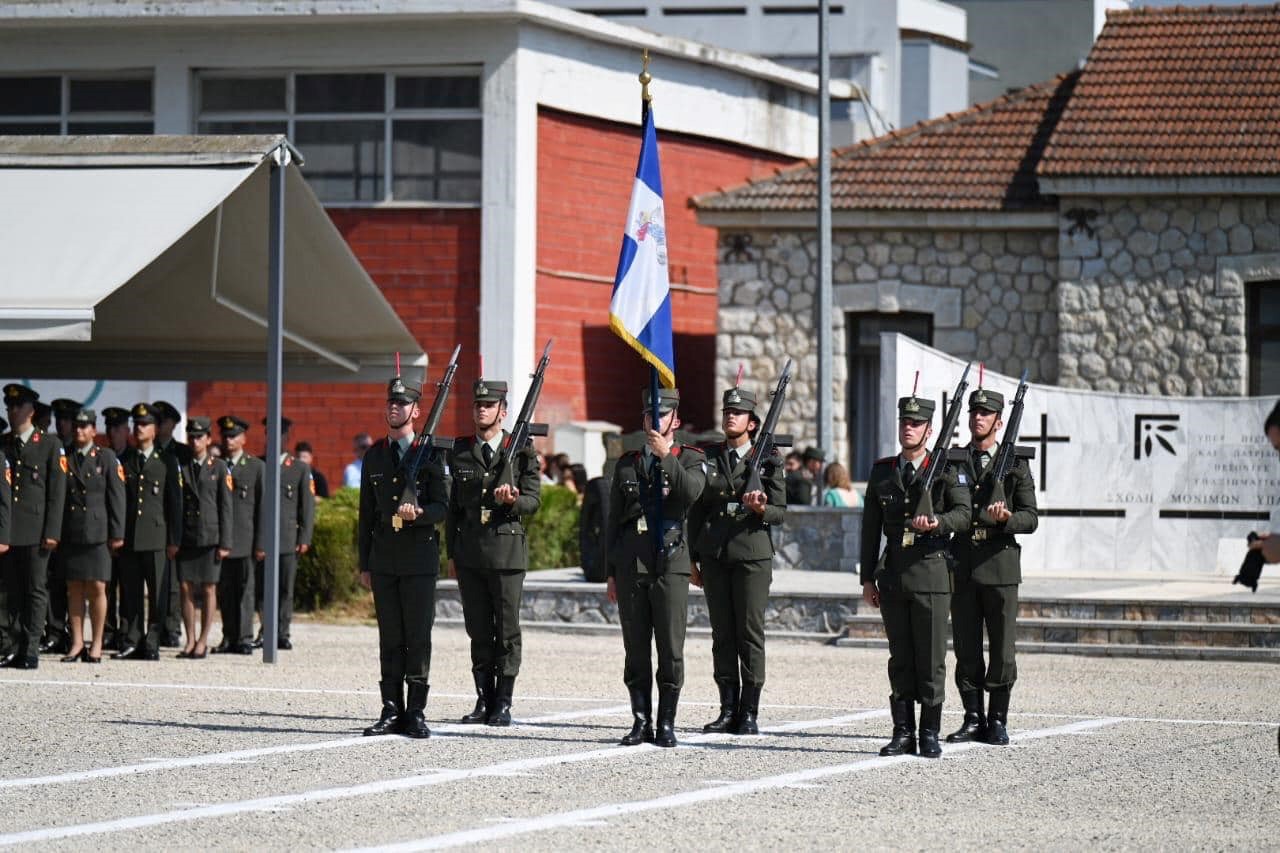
[1134,414,1180,459]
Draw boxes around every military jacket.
[859,451,971,593]
[63,445,125,546]
[120,446,182,552]
[949,443,1038,585]
[358,436,449,576]
[605,444,707,578]
[276,454,316,549]
[0,456,11,546]
[784,469,813,506]
[2,428,67,547]
[180,455,234,550]
[446,433,542,570]
[159,438,194,466]
[689,442,785,563]
[226,452,266,559]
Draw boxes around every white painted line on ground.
[354,717,1126,852]
[1014,711,1280,727]
[0,704,629,792]
[0,711,875,846]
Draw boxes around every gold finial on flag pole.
[640,49,653,103]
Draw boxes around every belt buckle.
[480,508,491,525]
[902,530,915,547]
[726,502,740,515]
[391,515,403,532]
[972,528,987,543]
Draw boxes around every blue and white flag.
[610,108,676,388]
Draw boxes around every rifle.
[399,344,461,507]
[742,358,793,498]
[493,338,553,489]
[977,368,1030,525]
[912,362,971,519]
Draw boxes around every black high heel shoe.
[60,648,84,663]
[82,649,102,664]
[191,646,208,660]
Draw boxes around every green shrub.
[526,485,581,570]
[295,487,363,611]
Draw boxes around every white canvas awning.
[0,135,423,381]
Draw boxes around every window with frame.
[195,70,482,205]
[0,74,154,134]
[1247,281,1280,395]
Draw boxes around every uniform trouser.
[1,545,51,657]
[104,556,121,643]
[217,556,256,646]
[371,572,436,686]
[951,577,1018,693]
[45,550,67,639]
[254,552,298,640]
[163,556,182,638]
[617,568,689,693]
[119,550,170,651]
[701,556,771,688]
[879,585,950,706]
[456,566,525,678]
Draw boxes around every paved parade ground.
[1,621,1276,851]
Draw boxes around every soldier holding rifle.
[947,371,1038,746]
[860,369,972,759]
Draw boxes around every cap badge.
[476,383,488,397]
[904,398,920,414]
[976,390,987,404]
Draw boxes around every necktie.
[903,461,915,483]
[728,449,739,469]
[391,441,402,467]
[482,443,494,467]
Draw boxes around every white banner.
[0,379,186,429]
[881,334,1277,576]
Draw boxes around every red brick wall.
[536,107,797,433]
[186,208,481,489]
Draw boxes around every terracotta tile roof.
[1039,4,1280,177]
[693,73,1078,213]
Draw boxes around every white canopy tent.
[0,135,425,662]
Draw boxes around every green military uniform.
[358,376,449,739]
[860,394,970,758]
[688,387,785,735]
[0,384,68,669]
[606,387,707,748]
[446,379,542,727]
[61,412,125,585]
[216,416,265,654]
[154,400,191,646]
[42,397,81,653]
[947,388,1038,746]
[99,406,130,650]
[176,418,234,585]
[258,416,315,649]
[114,403,183,660]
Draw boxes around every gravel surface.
[0,620,1276,851]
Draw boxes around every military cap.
[3,383,38,406]
[151,400,181,423]
[101,406,130,428]
[131,402,157,424]
[968,388,1005,413]
[472,379,507,403]
[51,398,81,420]
[387,376,421,404]
[898,396,936,422]
[641,387,680,414]
[802,446,826,462]
[72,408,97,427]
[721,387,758,414]
[34,401,51,424]
[186,416,212,436]
[218,415,248,436]
[261,415,295,433]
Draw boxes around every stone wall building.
[694,5,1280,473]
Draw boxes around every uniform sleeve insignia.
[58,452,68,474]
[309,477,316,495]
[957,473,968,485]
[117,463,126,482]
[225,473,234,491]
[177,470,184,487]
[4,464,10,487]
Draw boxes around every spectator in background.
[295,442,330,498]
[784,451,811,505]
[821,463,861,508]
[344,433,372,490]
[538,453,555,485]
[802,447,826,505]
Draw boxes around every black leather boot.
[918,703,943,758]
[620,687,654,746]
[702,683,740,733]
[401,682,432,739]
[986,689,1010,745]
[459,671,492,724]
[654,686,680,748]
[362,681,404,737]
[879,697,917,756]
[946,689,987,743]
[734,685,761,735]
[487,676,515,727]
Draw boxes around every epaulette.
[873,456,896,466]
[947,447,969,462]
[679,443,704,454]
[1014,446,1036,459]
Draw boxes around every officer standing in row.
[153,400,191,648]
[0,384,67,670]
[605,387,706,748]
[214,416,265,655]
[946,388,1038,746]
[357,376,449,739]
[176,417,233,659]
[99,406,132,651]
[114,403,182,661]
[688,386,785,736]
[447,378,542,727]
[42,398,81,654]
[860,393,970,759]
[60,408,125,663]
[0,417,9,579]
[257,416,314,651]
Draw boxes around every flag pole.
[640,50,665,568]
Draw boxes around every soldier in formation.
[176,417,233,659]
[215,416,265,655]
